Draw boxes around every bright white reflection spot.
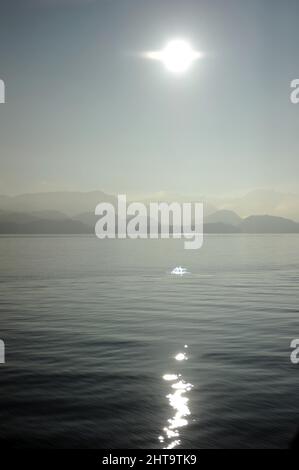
[167,439,181,449]
[171,266,188,275]
[175,352,187,361]
[163,374,178,381]
[158,348,193,449]
[171,380,192,392]
[146,39,202,74]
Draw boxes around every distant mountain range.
[211,189,299,222]
[0,194,299,234]
[134,189,299,221]
[2,188,299,219]
[0,191,116,217]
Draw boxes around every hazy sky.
[0,0,298,196]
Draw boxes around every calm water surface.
[0,235,299,448]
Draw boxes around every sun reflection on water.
[159,347,193,449]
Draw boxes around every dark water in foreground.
[0,235,299,449]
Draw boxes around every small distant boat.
[171,266,188,275]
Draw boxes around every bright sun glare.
[146,39,202,74]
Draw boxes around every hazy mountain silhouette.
[241,215,299,233]
[205,210,242,226]
[139,193,217,217]
[1,188,299,219]
[1,210,299,234]
[0,211,91,234]
[204,222,241,233]
[212,189,299,221]
[0,191,116,217]
[0,190,299,234]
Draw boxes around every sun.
[146,39,202,74]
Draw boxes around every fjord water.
[0,235,299,448]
